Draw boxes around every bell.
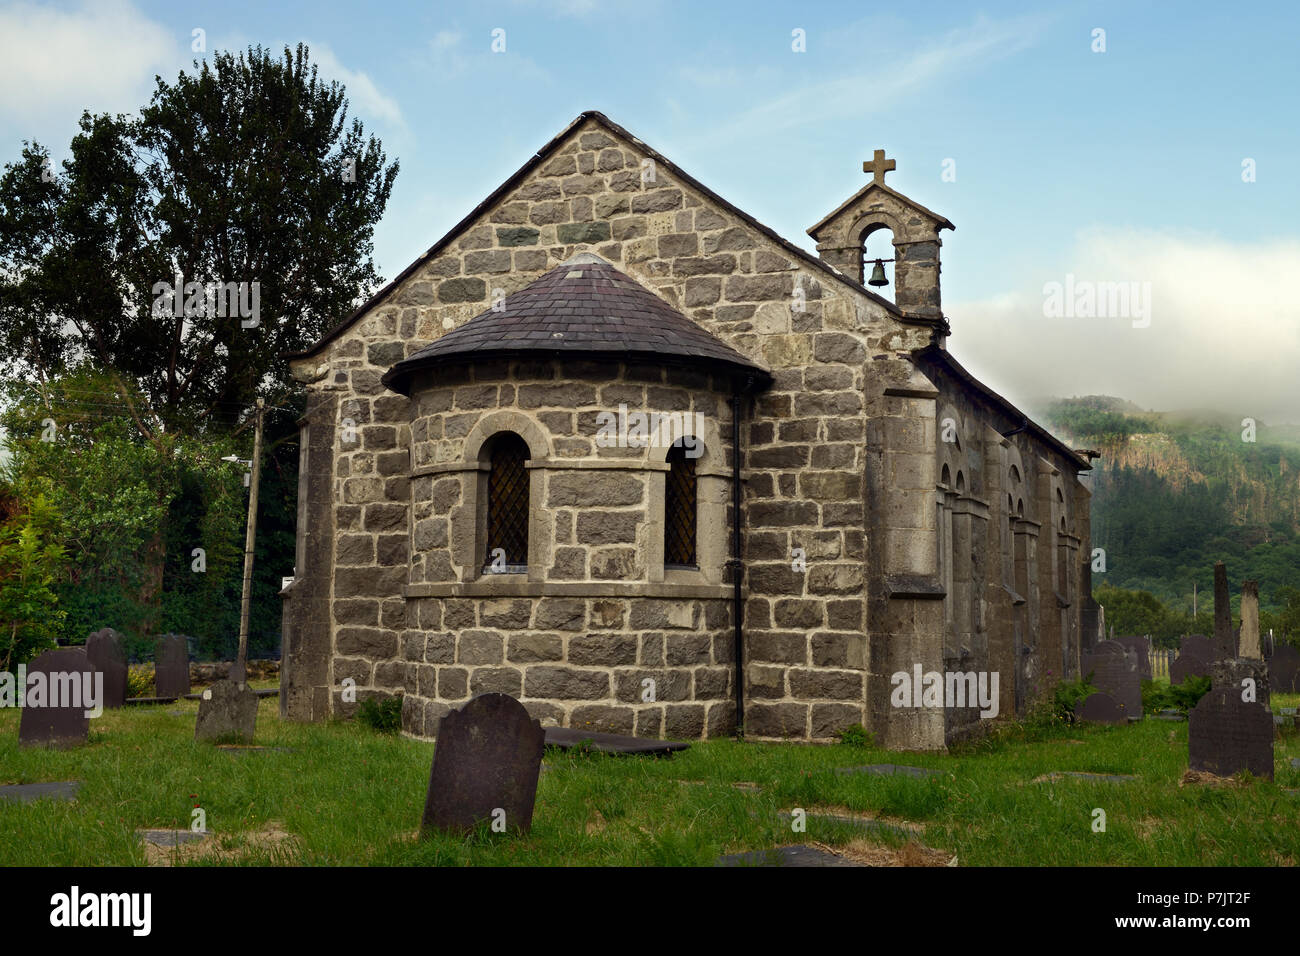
[867,259,889,287]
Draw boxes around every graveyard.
[2,677,1298,867]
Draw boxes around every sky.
[1,0,1297,424]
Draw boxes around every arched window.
[664,441,697,568]
[941,463,951,486]
[483,432,530,572]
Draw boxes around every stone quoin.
[278,111,1100,750]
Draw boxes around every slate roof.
[381,253,772,395]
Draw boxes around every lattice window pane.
[664,444,697,567]
[485,433,530,570]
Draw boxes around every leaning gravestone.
[194,679,258,744]
[18,648,97,748]
[1269,645,1300,694]
[85,628,127,709]
[1075,691,1126,725]
[1081,640,1142,719]
[1115,635,1152,681]
[421,693,545,836]
[154,634,191,698]
[1188,687,1273,780]
[1170,635,1214,686]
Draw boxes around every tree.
[0,43,398,434]
[0,495,66,670]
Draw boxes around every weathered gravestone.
[194,679,258,743]
[85,628,127,709]
[1211,658,1269,709]
[1269,645,1300,694]
[1115,635,1152,681]
[17,649,98,748]
[1075,691,1126,724]
[1081,640,1142,718]
[1188,687,1273,780]
[1170,634,1214,686]
[421,693,545,836]
[154,634,191,699]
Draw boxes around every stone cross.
[863,148,896,186]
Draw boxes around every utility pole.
[233,398,264,683]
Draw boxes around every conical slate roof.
[381,254,771,395]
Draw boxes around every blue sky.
[2,0,1298,421]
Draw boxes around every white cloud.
[948,230,1300,425]
[432,30,462,51]
[0,0,176,125]
[308,43,404,127]
[691,13,1050,147]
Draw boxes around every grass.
[2,690,1298,866]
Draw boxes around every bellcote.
[808,149,955,323]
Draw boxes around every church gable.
[288,112,932,391]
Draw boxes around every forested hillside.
[1038,396,1300,642]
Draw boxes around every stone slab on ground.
[136,829,208,848]
[833,763,943,779]
[1154,709,1187,722]
[777,810,916,838]
[716,844,864,867]
[0,781,81,803]
[544,727,689,755]
[1038,771,1137,784]
[215,745,296,754]
[1291,758,1300,770]
[126,696,179,706]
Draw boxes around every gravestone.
[1170,635,1214,686]
[1081,640,1142,718]
[194,679,258,744]
[85,628,127,709]
[1269,645,1300,694]
[421,693,545,836]
[1210,658,1269,709]
[1115,635,1152,681]
[1074,691,1126,724]
[17,648,97,748]
[1188,687,1273,780]
[154,634,191,699]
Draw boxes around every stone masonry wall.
[284,115,940,740]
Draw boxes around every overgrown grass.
[2,692,1298,866]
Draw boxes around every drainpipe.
[731,385,748,738]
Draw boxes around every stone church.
[280,111,1101,750]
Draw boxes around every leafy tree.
[0,495,66,669]
[0,43,397,433]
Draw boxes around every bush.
[1143,674,1212,713]
[126,664,154,699]
[1051,676,1097,723]
[837,723,873,747]
[357,694,402,732]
